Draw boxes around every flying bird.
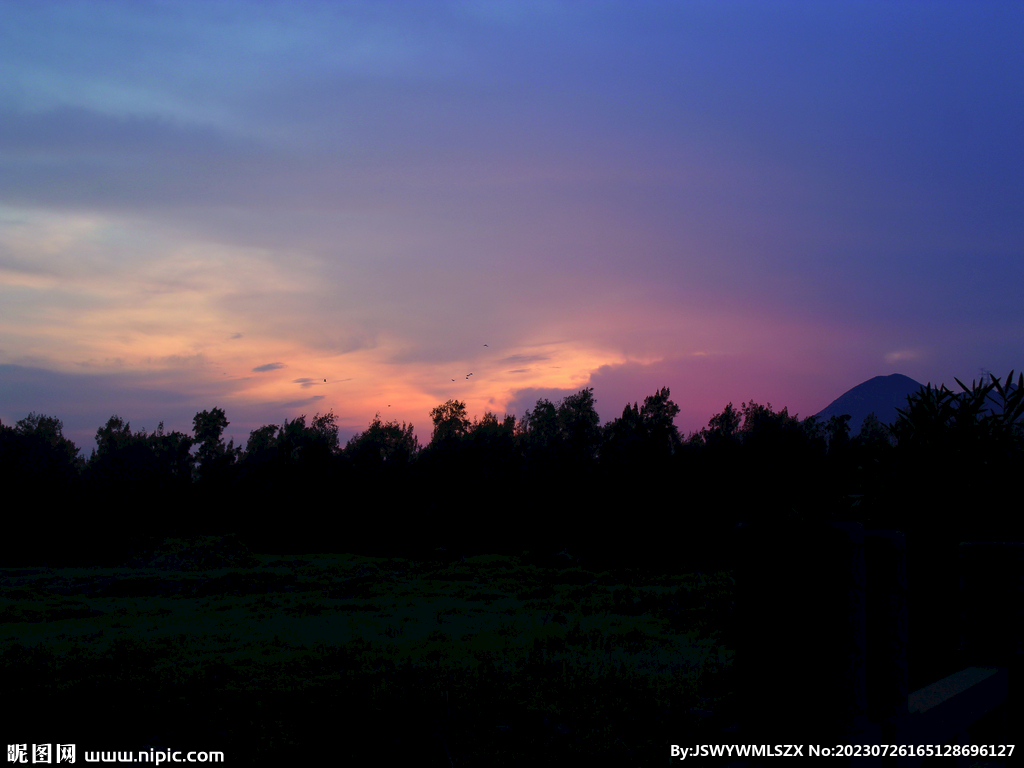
[483,344,488,347]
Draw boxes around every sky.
[1,0,1022,453]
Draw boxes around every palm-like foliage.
[890,371,1022,537]
[892,371,1022,449]
[983,370,1024,438]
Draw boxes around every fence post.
[958,541,1024,724]
[865,531,909,737]
[731,525,1019,766]
[733,520,870,753]
[959,541,1024,663]
[883,541,1019,767]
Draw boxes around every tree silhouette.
[1,414,84,564]
[468,411,515,449]
[9,412,83,484]
[235,422,283,515]
[602,387,682,479]
[234,411,342,551]
[148,421,197,491]
[854,412,892,448]
[88,415,161,493]
[189,407,239,534]
[517,398,559,456]
[734,400,807,455]
[639,386,682,455]
[824,413,852,453]
[243,423,280,463]
[596,388,684,567]
[79,415,198,560]
[262,412,340,470]
[346,413,419,471]
[602,401,643,463]
[516,389,602,554]
[310,411,341,452]
[193,407,229,446]
[7,370,1020,568]
[557,387,602,465]
[733,402,803,522]
[517,388,602,470]
[193,408,237,484]
[700,402,742,447]
[429,400,471,446]
[466,411,518,494]
[889,373,1023,538]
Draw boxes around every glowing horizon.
[2,2,1022,453]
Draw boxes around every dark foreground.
[2,538,737,765]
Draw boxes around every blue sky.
[1,1,1021,451]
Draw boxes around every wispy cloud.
[1,3,1022,447]
[275,396,325,409]
[500,353,549,365]
[885,350,922,364]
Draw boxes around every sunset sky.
[1,1,1022,452]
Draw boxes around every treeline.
[2,373,1022,568]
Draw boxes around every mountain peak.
[814,373,924,435]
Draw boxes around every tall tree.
[557,387,601,464]
[346,413,419,470]
[429,400,471,446]
[518,398,559,455]
[700,402,742,447]
[193,407,234,481]
[1,413,85,565]
[8,412,83,483]
[639,386,682,455]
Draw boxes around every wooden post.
[959,541,1024,666]
[733,520,869,748]
[886,541,1020,766]
[730,526,1018,767]
[865,531,909,739]
[958,541,1024,732]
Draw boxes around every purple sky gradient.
[1,1,1021,453]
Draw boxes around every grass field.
[1,543,737,764]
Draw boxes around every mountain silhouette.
[814,373,924,435]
